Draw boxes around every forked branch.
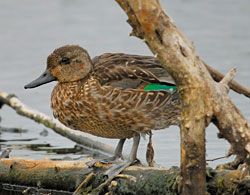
[115,0,250,194]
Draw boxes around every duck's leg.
[100,138,126,163]
[129,134,140,162]
[104,134,140,178]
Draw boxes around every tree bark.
[203,61,250,98]
[114,1,250,194]
[0,158,249,195]
[0,158,92,192]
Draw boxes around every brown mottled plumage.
[25,45,181,164]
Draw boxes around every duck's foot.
[103,134,141,177]
[83,160,135,194]
[104,159,140,178]
[99,155,124,164]
[88,135,141,194]
[98,138,126,164]
[85,156,126,169]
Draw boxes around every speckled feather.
[92,53,175,88]
[49,46,181,139]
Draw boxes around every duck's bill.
[24,70,56,89]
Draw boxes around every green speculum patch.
[144,83,177,92]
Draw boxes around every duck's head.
[24,45,92,89]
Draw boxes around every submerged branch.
[0,90,115,155]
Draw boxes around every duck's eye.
[60,57,70,65]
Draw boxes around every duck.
[24,45,181,167]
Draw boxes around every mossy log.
[0,158,92,192]
[0,158,249,195]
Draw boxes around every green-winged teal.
[25,45,181,165]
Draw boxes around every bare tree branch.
[115,0,250,194]
[203,62,250,98]
[0,90,115,155]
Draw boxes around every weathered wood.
[0,158,92,192]
[114,0,250,194]
[0,158,249,194]
[203,61,250,98]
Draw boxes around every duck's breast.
[51,81,137,139]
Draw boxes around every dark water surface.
[0,0,249,167]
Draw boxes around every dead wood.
[203,62,250,98]
[0,90,115,156]
[114,0,250,194]
[0,158,249,195]
[0,158,92,192]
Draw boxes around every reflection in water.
[0,0,249,167]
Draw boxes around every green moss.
[0,164,86,192]
[215,176,225,189]
[111,170,180,195]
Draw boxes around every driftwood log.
[115,0,250,194]
[0,158,249,195]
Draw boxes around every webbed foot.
[99,155,124,164]
[104,135,141,178]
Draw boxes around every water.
[0,0,249,168]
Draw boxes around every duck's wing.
[92,53,175,89]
